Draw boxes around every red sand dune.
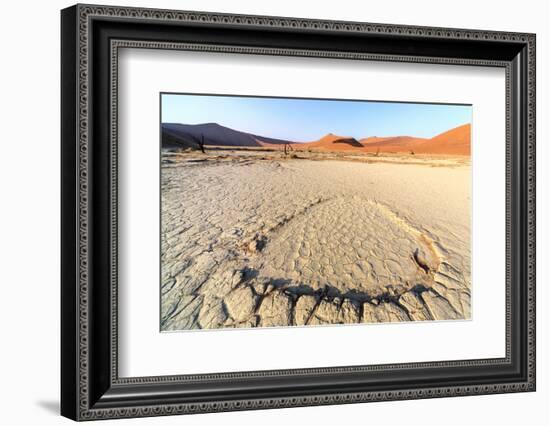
[359,135,427,153]
[165,122,471,156]
[415,123,471,155]
[289,124,470,155]
[293,133,363,151]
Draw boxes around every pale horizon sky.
[161,93,472,142]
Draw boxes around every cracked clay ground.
[160,152,471,331]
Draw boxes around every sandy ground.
[160,150,471,331]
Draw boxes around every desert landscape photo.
[160,94,472,331]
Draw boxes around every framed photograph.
[61,4,536,421]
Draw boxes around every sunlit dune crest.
[295,133,363,150]
[421,123,471,155]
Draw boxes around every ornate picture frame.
[61,4,535,420]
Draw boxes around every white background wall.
[0,0,547,424]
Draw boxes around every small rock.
[413,247,438,273]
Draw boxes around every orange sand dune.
[414,123,471,155]
[360,136,392,144]
[293,133,364,151]
[256,124,471,156]
[360,136,427,153]
[359,124,471,155]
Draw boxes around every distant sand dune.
[360,124,471,155]
[417,123,471,155]
[162,123,471,156]
[162,122,293,149]
[292,133,363,151]
[302,124,471,155]
[359,136,426,153]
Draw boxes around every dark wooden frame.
[61,4,536,421]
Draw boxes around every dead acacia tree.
[283,143,294,156]
[197,134,206,153]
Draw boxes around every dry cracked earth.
[160,151,471,331]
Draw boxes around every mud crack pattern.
[161,154,471,330]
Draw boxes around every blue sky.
[161,93,471,141]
